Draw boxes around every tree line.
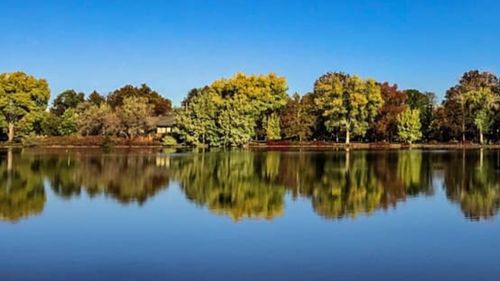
[0,70,498,145]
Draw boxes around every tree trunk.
[8,122,14,142]
[479,129,484,145]
[345,129,350,145]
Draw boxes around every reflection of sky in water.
[0,149,500,281]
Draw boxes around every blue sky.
[1,0,498,105]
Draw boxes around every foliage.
[176,73,287,146]
[78,102,120,136]
[405,89,435,141]
[0,72,50,141]
[372,82,407,141]
[87,90,106,106]
[313,72,383,144]
[264,112,281,140]
[118,96,154,138]
[396,108,422,144]
[58,108,78,136]
[107,84,172,116]
[162,135,178,146]
[280,93,316,141]
[51,89,84,116]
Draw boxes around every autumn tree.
[372,82,407,142]
[264,112,281,140]
[0,72,50,141]
[118,96,154,138]
[313,72,383,144]
[77,102,120,136]
[176,73,287,146]
[280,93,316,141]
[442,70,498,142]
[107,84,172,116]
[396,108,422,144]
[87,90,106,106]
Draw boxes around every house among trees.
[154,113,176,135]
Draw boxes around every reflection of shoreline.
[1,149,499,222]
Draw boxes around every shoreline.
[0,142,499,150]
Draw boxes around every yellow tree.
[0,72,50,141]
[314,72,383,144]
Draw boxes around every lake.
[1,148,499,281]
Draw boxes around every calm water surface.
[0,148,499,281]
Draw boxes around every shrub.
[162,135,178,146]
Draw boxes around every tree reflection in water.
[0,148,499,222]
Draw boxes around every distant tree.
[176,73,288,146]
[118,96,154,138]
[442,70,498,142]
[264,112,281,140]
[314,72,383,144]
[78,103,120,136]
[87,90,106,106]
[107,84,172,116]
[51,90,85,116]
[405,89,435,141]
[280,93,316,141]
[176,88,219,145]
[464,88,495,144]
[372,82,407,142]
[396,108,422,144]
[0,72,50,141]
[58,109,78,136]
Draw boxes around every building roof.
[155,113,176,127]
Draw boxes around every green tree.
[176,88,219,145]
[396,108,422,144]
[0,72,50,142]
[107,84,172,116]
[405,89,435,140]
[442,70,498,142]
[58,108,78,136]
[264,112,280,140]
[51,89,84,116]
[313,72,383,144]
[464,88,495,144]
[176,73,287,146]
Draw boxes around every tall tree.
[442,70,498,142]
[176,88,219,146]
[313,72,383,144]
[176,73,287,146]
[0,72,50,142]
[396,108,422,144]
[264,112,281,140]
[77,102,120,136]
[87,90,106,106]
[51,89,85,116]
[118,96,154,138]
[464,88,495,144]
[107,84,172,116]
[405,89,435,141]
[280,93,316,141]
[372,82,407,142]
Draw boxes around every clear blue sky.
[1,0,498,105]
